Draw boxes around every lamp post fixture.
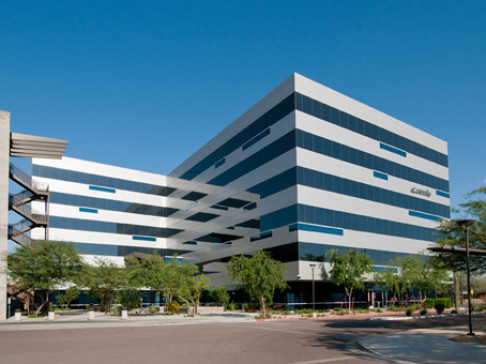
[310,263,316,312]
[457,219,475,336]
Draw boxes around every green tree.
[209,286,230,307]
[227,249,287,317]
[126,252,167,302]
[376,254,448,303]
[326,249,373,312]
[77,259,126,314]
[165,259,210,315]
[7,240,82,315]
[434,187,486,273]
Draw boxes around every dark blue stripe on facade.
[380,143,407,157]
[79,207,98,213]
[208,130,296,186]
[132,236,157,242]
[295,92,448,167]
[289,223,343,235]
[436,190,450,198]
[373,171,389,180]
[297,130,449,192]
[69,242,189,257]
[260,204,439,242]
[89,185,116,193]
[242,128,271,151]
[179,91,448,182]
[50,216,182,238]
[179,93,295,180]
[408,210,441,221]
[298,242,418,266]
[248,166,450,217]
[49,192,177,217]
[296,167,450,217]
[32,165,175,196]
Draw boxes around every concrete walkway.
[357,328,486,364]
[0,311,259,331]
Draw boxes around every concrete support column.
[0,110,10,321]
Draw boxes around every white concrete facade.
[29,73,450,291]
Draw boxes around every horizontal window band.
[289,223,343,236]
[296,92,448,167]
[49,216,182,238]
[250,230,273,242]
[89,185,116,193]
[179,91,447,182]
[436,190,450,198]
[132,236,157,242]
[49,192,177,217]
[373,171,389,180]
[299,242,423,265]
[32,165,175,196]
[379,143,407,157]
[297,129,449,192]
[242,128,271,151]
[260,204,440,242]
[67,242,190,257]
[180,93,295,180]
[214,158,226,168]
[408,210,442,221]
[79,207,98,213]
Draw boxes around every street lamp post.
[310,263,316,312]
[457,219,475,336]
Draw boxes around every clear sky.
[1,1,485,210]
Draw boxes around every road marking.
[290,356,351,364]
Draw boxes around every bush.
[436,298,453,309]
[424,298,435,308]
[149,305,158,314]
[167,301,180,314]
[226,303,235,311]
[406,307,413,316]
[420,308,427,316]
[112,305,122,316]
[435,302,445,315]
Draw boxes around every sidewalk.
[357,327,486,364]
[0,311,259,331]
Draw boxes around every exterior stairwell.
[8,164,49,247]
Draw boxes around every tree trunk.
[454,274,460,312]
[348,288,353,313]
[259,296,266,317]
[177,296,193,315]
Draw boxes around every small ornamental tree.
[78,258,126,314]
[126,252,167,302]
[326,249,373,312]
[227,249,287,317]
[7,240,82,315]
[434,187,486,273]
[165,259,210,315]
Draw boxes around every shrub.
[167,301,180,314]
[112,305,122,316]
[435,302,445,315]
[436,298,453,309]
[420,308,427,316]
[406,307,413,316]
[149,305,158,314]
[424,298,435,308]
[226,303,235,311]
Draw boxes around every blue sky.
[1,1,485,210]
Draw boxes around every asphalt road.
[0,315,482,364]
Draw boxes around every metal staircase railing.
[8,163,49,245]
